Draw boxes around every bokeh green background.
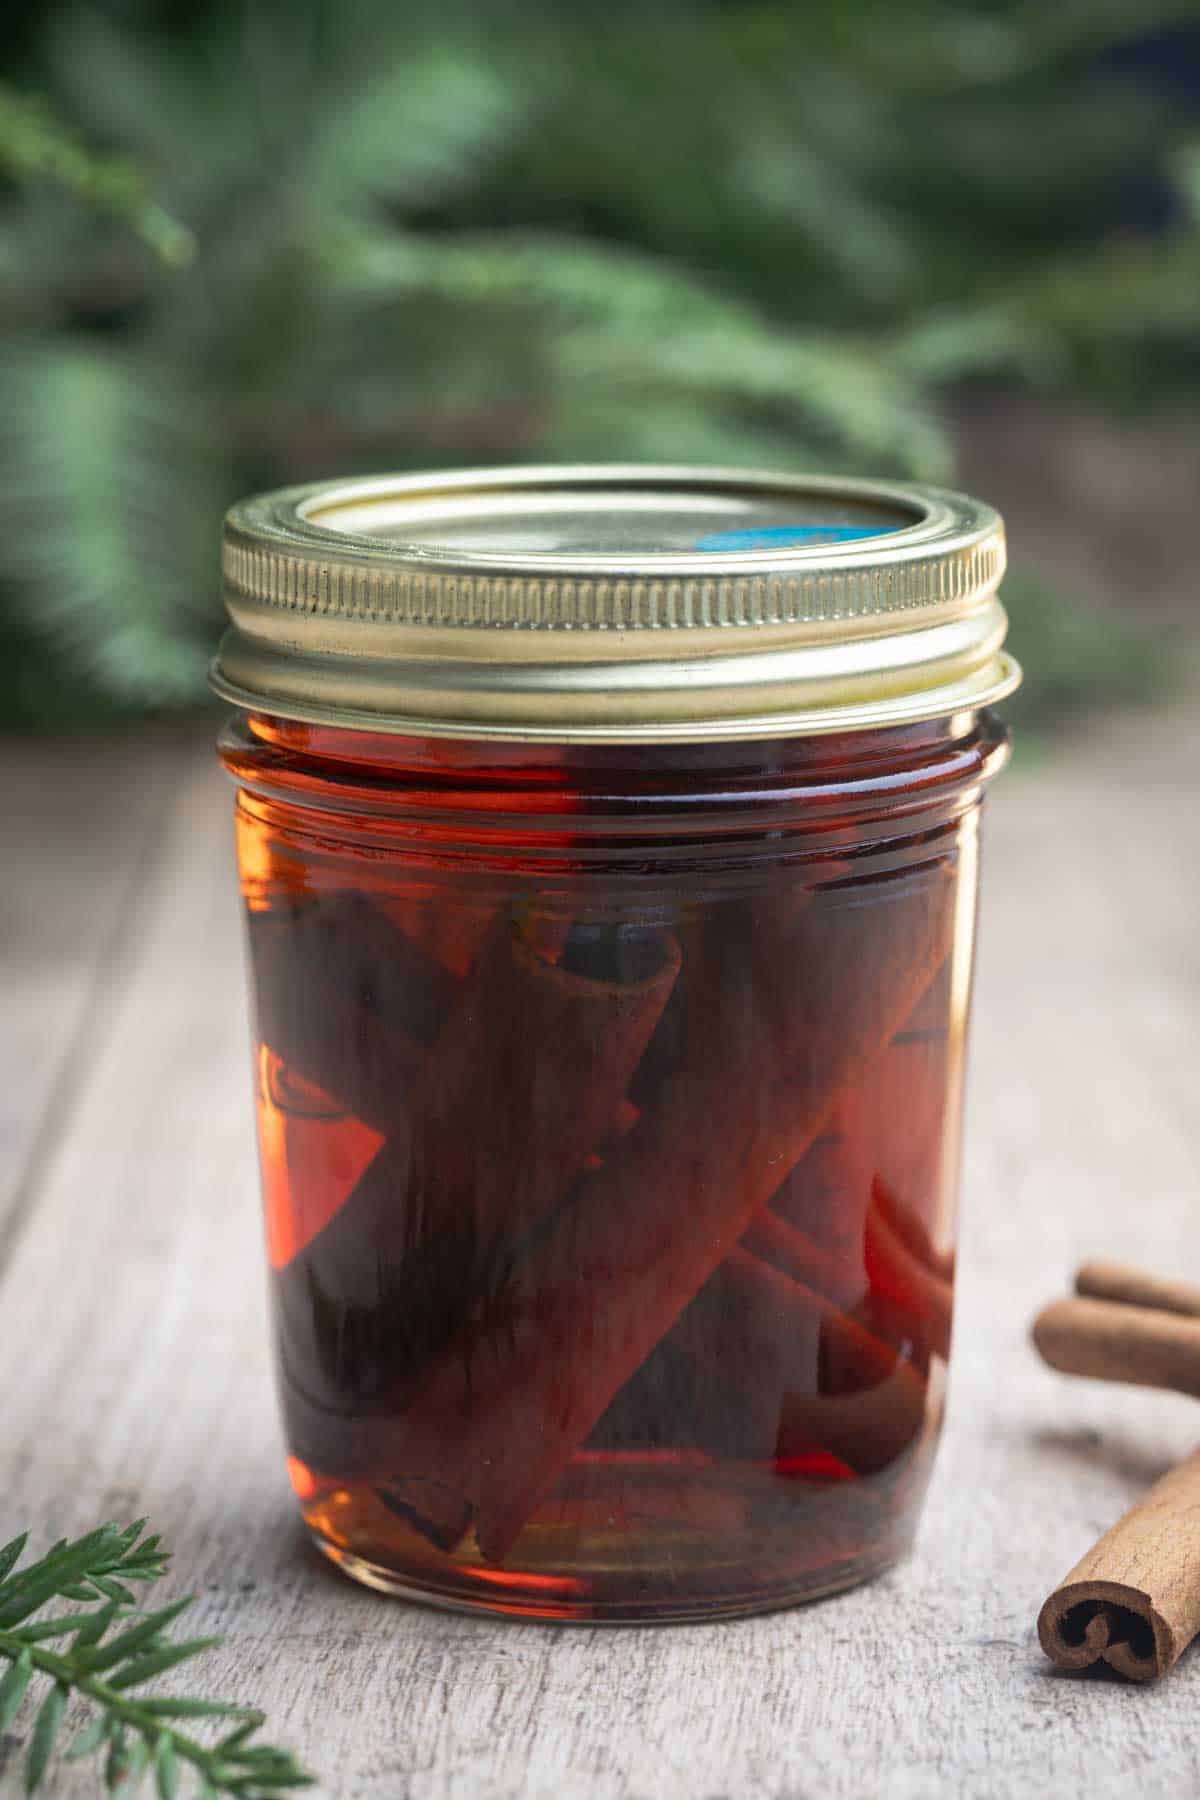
[1,0,1197,732]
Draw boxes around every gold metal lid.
[211,466,1019,742]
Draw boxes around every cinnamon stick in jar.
[661,1247,929,1474]
[857,960,957,1283]
[767,963,957,1333]
[374,858,955,1561]
[870,1176,955,1288]
[663,1248,827,1463]
[247,890,458,1131]
[1039,1448,1200,1681]
[770,1102,867,1234]
[248,891,465,1269]
[278,918,681,1441]
[864,1178,954,1361]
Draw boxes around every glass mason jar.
[212,468,1019,1622]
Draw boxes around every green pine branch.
[0,340,226,706]
[0,0,1191,720]
[0,1520,312,1797]
[327,228,952,476]
[0,82,194,267]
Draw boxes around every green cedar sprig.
[0,1520,313,1796]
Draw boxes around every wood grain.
[2,705,1200,1797]
[0,731,184,1248]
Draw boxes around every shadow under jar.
[212,466,1019,1622]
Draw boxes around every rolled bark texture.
[279,920,681,1444]
[1031,1297,1200,1401]
[377,859,955,1560]
[1075,1260,1200,1321]
[247,891,456,1130]
[1038,1447,1200,1682]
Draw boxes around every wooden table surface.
[3,708,1200,1799]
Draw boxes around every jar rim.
[212,464,1020,742]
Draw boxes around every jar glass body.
[219,710,1007,1622]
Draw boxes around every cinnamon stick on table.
[1032,1296,1200,1400]
[1034,1259,1200,1681]
[1039,1447,1200,1681]
[1074,1260,1200,1320]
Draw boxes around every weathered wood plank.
[0,730,189,1250]
[2,708,1200,1798]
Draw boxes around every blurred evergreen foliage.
[0,0,1196,724]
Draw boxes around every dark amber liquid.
[221,716,1006,1619]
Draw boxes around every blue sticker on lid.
[693,524,893,552]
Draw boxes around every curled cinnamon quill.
[1038,1449,1200,1682]
[1034,1259,1200,1682]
